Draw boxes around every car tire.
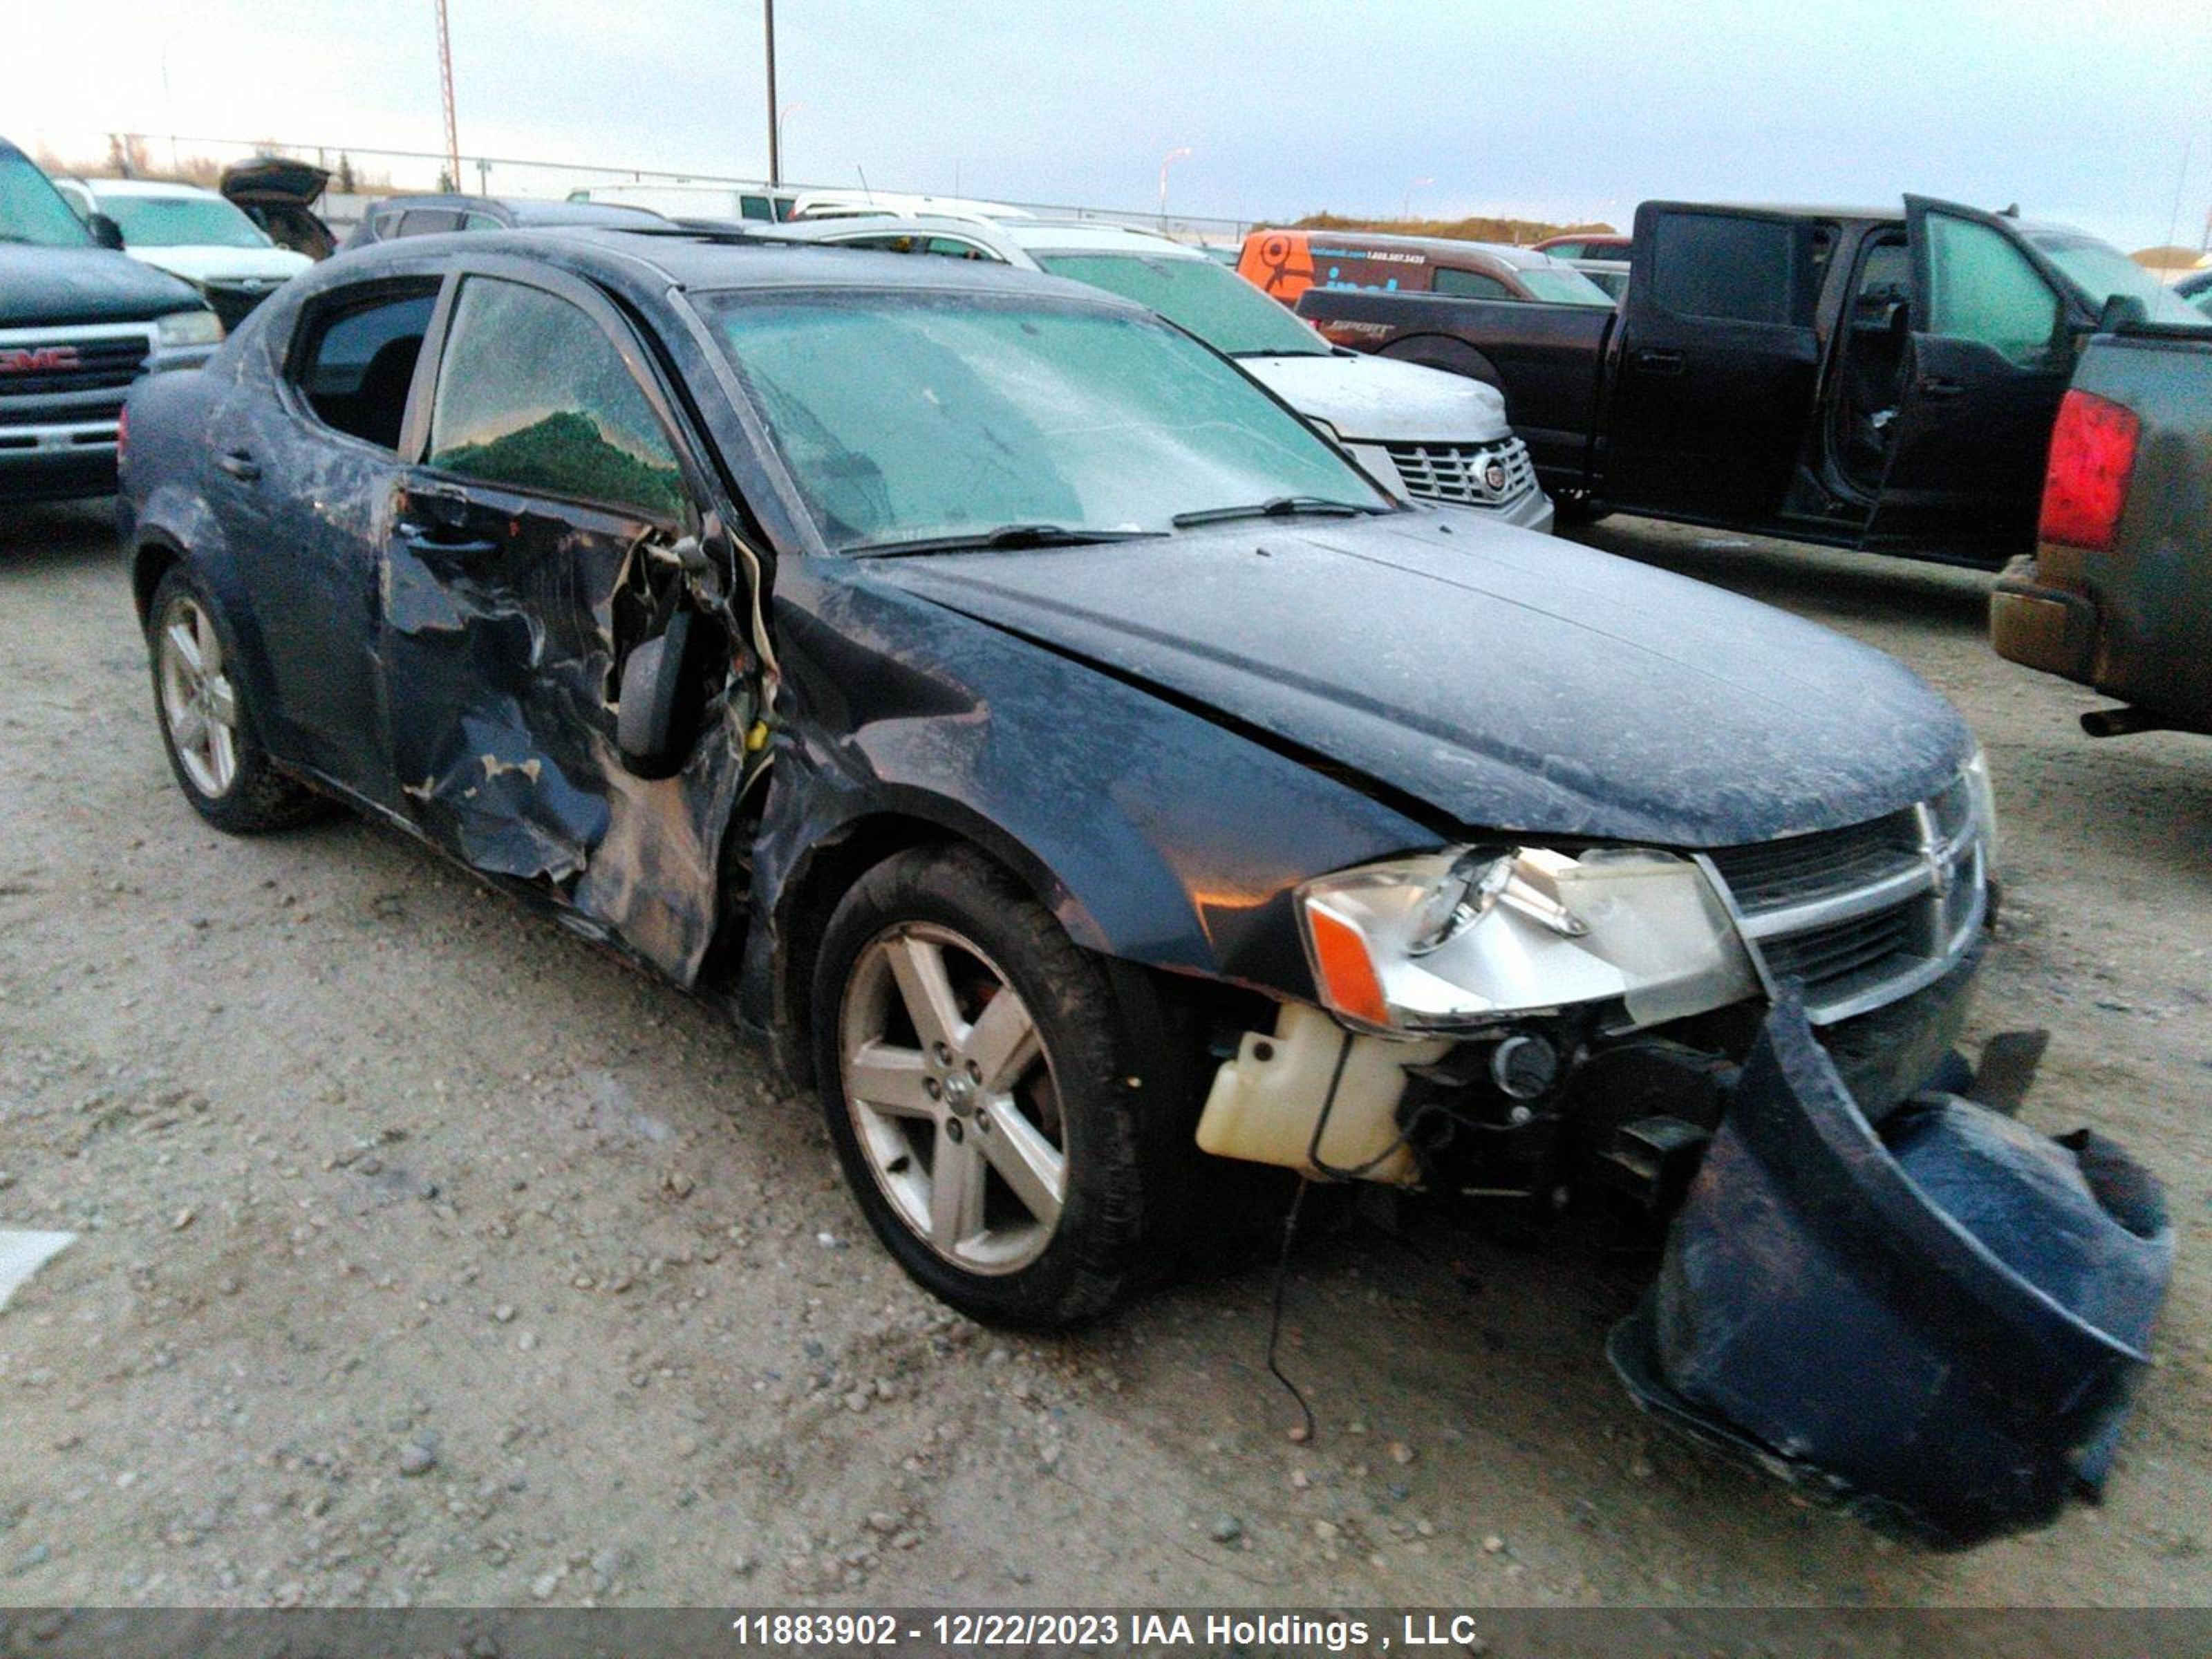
[812,843,1172,1328]
[147,566,324,834]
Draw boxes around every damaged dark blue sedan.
[118,229,2167,1543]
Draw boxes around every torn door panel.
[383,512,745,982]
[570,697,749,983]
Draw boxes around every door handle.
[215,449,260,481]
[1918,375,1966,401]
[1633,348,1685,376]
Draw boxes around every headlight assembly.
[1298,845,1760,1036]
[156,308,223,348]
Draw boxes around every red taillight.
[2038,389,2139,552]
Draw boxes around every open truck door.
[1599,205,1826,522]
[1861,196,2081,565]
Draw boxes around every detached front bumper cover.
[1611,999,2173,1548]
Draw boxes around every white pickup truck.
[772,216,1555,530]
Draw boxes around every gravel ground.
[0,498,2206,1611]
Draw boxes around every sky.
[10,0,2210,252]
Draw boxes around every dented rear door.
[381,263,744,981]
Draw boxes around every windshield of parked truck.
[102,194,272,249]
[1032,250,1330,355]
[1518,267,1620,306]
[0,148,94,247]
[704,288,1387,553]
[2032,232,2209,328]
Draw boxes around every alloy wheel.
[157,594,240,799]
[837,922,1067,1274]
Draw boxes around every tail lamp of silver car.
[1197,751,1998,1208]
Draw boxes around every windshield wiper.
[847,523,1165,558]
[1172,496,1386,528]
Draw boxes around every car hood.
[129,245,312,285]
[865,512,1971,848]
[0,245,204,328]
[1239,350,1512,444]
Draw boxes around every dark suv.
[1,137,221,504]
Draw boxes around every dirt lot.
[1,498,2207,1612]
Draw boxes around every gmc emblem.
[0,345,82,375]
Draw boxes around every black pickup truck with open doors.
[1297,196,2205,568]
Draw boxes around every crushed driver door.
[382,262,750,982]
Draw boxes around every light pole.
[1157,145,1192,229]
[763,0,780,185]
[1401,176,1433,221]
[433,0,460,193]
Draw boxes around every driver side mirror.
[615,609,698,779]
[2097,293,2147,334]
[86,213,126,251]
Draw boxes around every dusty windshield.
[102,194,271,250]
[703,288,1387,554]
[1031,250,1329,355]
[0,150,93,247]
[2033,232,2209,328]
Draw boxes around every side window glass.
[292,283,440,451]
[1922,214,2065,366]
[427,276,686,519]
[1432,267,1511,299]
[460,212,500,232]
[1647,213,1795,325]
[740,195,773,221]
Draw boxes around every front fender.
[735,563,1436,1036]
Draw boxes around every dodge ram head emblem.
[0,345,82,374]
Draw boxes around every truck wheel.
[812,844,1169,1327]
[147,567,324,834]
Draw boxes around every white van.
[774,216,1554,529]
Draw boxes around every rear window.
[397,209,464,236]
[1432,267,1510,300]
[1517,268,1618,306]
[293,282,438,451]
[1647,213,1803,326]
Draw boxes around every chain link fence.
[29,129,1258,247]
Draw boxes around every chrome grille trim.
[1698,771,1988,1026]
[1382,435,1537,507]
[0,322,156,398]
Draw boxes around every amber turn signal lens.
[1306,901,1391,1028]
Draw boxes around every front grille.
[1701,770,1987,1025]
[1382,436,1537,507]
[0,329,151,397]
